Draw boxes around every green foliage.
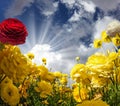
[102,85,120,106]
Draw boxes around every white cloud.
[80,0,96,13]
[61,0,96,22]
[28,43,98,74]
[61,0,96,13]
[29,44,75,73]
[61,0,75,8]
[61,0,75,4]
[69,10,81,22]
[4,0,34,17]
[4,0,58,17]
[77,44,97,63]
[36,0,58,16]
[90,0,120,12]
[29,44,60,64]
[53,2,59,8]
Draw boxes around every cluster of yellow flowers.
[0,44,112,106]
[70,20,120,106]
[94,20,120,48]
[71,49,120,104]
[0,45,34,83]
[0,44,71,105]
[94,30,120,48]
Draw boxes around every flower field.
[0,18,120,106]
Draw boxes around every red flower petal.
[0,18,28,45]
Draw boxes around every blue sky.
[0,0,120,73]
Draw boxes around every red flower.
[0,18,28,45]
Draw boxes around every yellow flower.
[76,99,109,106]
[60,77,68,85]
[0,45,33,83]
[73,87,88,102]
[70,64,90,84]
[34,80,52,98]
[72,83,78,89]
[93,39,102,48]
[0,77,12,87]
[81,74,91,85]
[86,53,114,78]
[76,56,80,62]
[86,53,115,83]
[107,52,118,62]
[62,73,68,77]
[112,36,120,46]
[42,100,49,105]
[26,52,34,59]
[86,53,107,66]
[70,64,85,81]
[42,57,47,65]
[44,72,55,83]
[54,71,62,78]
[91,76,110,88]
[101,31,111,42]
[37,65,49,79]
[0,83,20,106]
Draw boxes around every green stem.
[78,83,82,102]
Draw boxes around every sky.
[0,0,120,74]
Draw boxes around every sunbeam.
[50,37,65,50]
[49,30,63,45]
[28,13,36,46]
[37,18,52,44]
